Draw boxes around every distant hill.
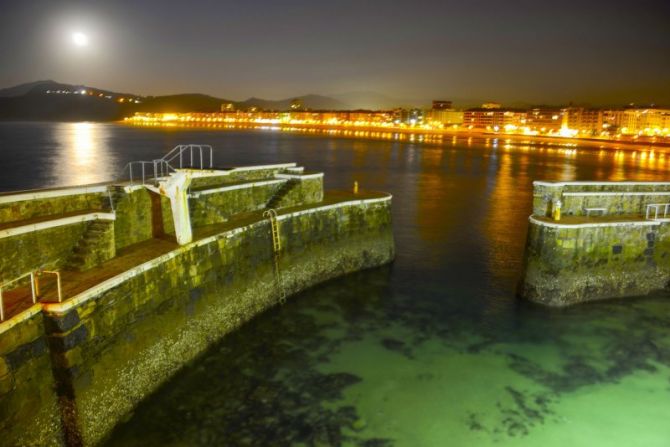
[0,80,467,122]
[0,80,143,121]
[0,80,361,121]
[0,80,63,97]
[137,94,233,113]
[240,94,351,111]
[0,80,139,100]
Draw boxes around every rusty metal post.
[0,287,4,321]
[31,272,38,302]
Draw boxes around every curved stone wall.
[1,196,393,446]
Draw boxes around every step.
[74,246,92,255]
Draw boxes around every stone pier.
[0,162,394,446]
[519,180,670,306]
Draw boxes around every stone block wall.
[39,196,393,445]
[188,165,296,190]
[532,181,670,217]
[70,221,117,271]
[0,222,88,283]
[274,175,324,209]
[520,219,670,306]
[113,189,155,250]
[189,180,284,227]
[225,166,296,183]
[0,308,63,447]
[159,195,175,236]
[188,173,232,190]
[0,191,107,224]
[560,193,670,217]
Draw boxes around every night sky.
[1,0,669,106]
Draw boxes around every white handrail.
[0,271,38,322]
[119,145,214,185]
[645,203,670,220]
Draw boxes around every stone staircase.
[64,220,116,272]
[106,185,126,212]
[267,180,298,209]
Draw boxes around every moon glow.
[72,32,89,47]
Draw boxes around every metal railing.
[120,160,175,185]
[119,144,214,185]
[645,203,670,220]
[162,144,213,170]
[0,270,64,322]
[38,271,63,303]
[0,271,38,322]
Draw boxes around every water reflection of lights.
[72,122,95,164]
[52,122,113,186]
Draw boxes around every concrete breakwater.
[519,180,670,306]
[0,161,394,446]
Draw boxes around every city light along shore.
[124,100,670,147]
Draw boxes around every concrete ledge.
[0,186,109,204]
[561,191,670,197]
[188,179,285,198]
[529,216,661,229]
[230,163,297,172]
[0,304,42,334]
[276,173,324,180]
[0,212,116,240]
[534,180,670,187]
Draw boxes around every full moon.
[72,32,89,47]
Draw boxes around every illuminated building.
[463,108,525,130]
[124,105,670,140]
[604,107,670,136]
[391,108,424,126]
[425,100,463,126]
[525,108,564,133]
[425,109,463,126]
[562,107,603,135]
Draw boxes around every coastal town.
[126,99,670,144]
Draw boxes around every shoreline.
[120,120,670,151]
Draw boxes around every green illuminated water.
[2,122,669,446]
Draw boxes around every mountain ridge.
[0,80,378,121]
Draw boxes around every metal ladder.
[264,209,287,304]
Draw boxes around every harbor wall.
[0,192,394,445]
[274,174,324,208]
[0,188,107,224]
[113,188,157,250]
[187,164,298,190]
[521,180,670,306]
[0,164,393,446]
[0,223,88,284]
[188,174,323,227]
[0,307,63,447]
[532,181,670,217]
[520,218,670,306]
[189,179,284,226]
[41,196,393,445]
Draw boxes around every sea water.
[1,122,668,446]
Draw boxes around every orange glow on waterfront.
[124,111,670,147]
